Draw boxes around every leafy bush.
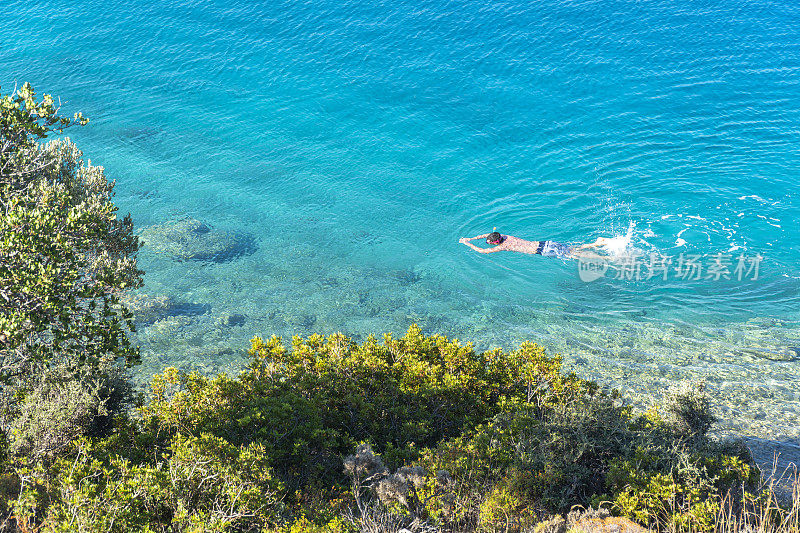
[333,373,754,533]
[138,327,566,491]
[0,84,142,479]
[6,361,130,461]
[0,327,765,532]
[0,82,143,530]
[138,328,758,533]
[0,84,141,378]
[604,382,758,532]
[664,380,717,442]
[7,433,283,532]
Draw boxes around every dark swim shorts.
[540,241,572,258]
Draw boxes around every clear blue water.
[2,0,799,441]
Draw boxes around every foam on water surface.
[600,222,635,257]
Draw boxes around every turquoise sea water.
[2,0,799,442]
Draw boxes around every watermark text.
[578,253,763,282]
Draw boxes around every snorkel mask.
[486,227,503,245]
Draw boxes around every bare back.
[492,235,542,254]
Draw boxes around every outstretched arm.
[459,239,503,253]
[460,234,490,241]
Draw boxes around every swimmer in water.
[459,230,613,259]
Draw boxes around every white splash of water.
[602,222,635,257]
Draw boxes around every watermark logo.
[577,253,763,282]
[578,257,609,282]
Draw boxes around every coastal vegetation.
[0,85,797,532]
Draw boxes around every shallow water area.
[2,0,799,445]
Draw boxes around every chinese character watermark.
[577,253,763,282]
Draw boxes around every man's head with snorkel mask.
[486,231,504,245]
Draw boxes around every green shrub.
[6,361,131,461]
[604,382,758,532]
[138,327,566,492]
[0,83,142,483]
[415,387,630,530]
[664,380,717,442]
[1,83,141,379]
[0,327,764,532]
[8,433,283,532]
[411,379,756,532]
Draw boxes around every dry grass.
[701,459,799,533]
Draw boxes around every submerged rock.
[117,125,163,142]
[392,268,421,286]
[318,276,340,289]
[145,316,195,337]
[283,311,317,330]
[121,293,176,324]
[121,292,210,324]
[216,313,247,327]
[139,218,256,262]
